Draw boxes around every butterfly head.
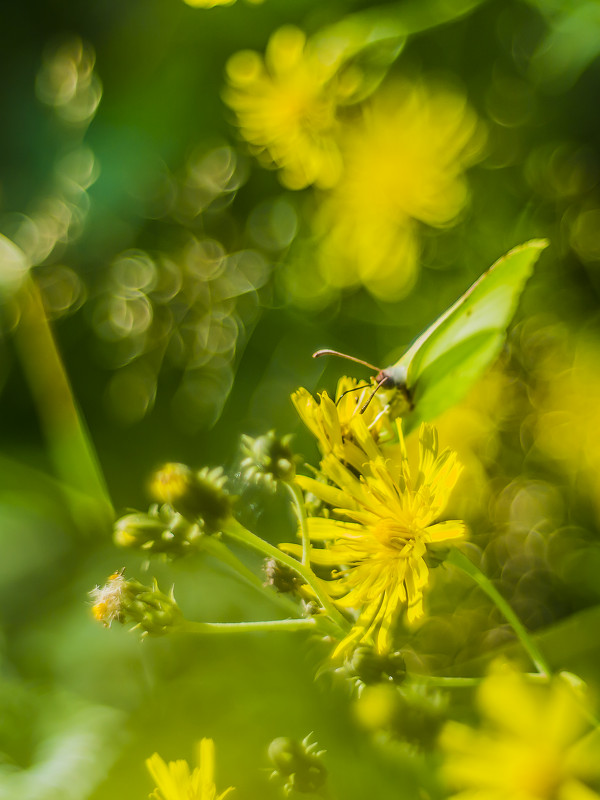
[312,349,411,414]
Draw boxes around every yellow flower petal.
[426,521,468,542]
[440,666,600,800]
[146,739,234,800]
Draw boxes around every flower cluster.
[314,80,486,300]
[224,26,345,190]
[225,26,485,301]
[284,378,466,658]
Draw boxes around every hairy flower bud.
[241,431,299,489]
[268,734,327,795]
[90,571,183,636]
[149,463,233,532]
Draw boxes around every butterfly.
[314,239,549,435]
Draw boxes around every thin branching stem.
[180,618,319,635]
[447,549,551,677]
[222,517,350,634]
[201,535,301,617]
[287,481,311,567]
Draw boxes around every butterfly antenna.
[360,377,388,414]
[335,383,372,406]
[312,349,381,372]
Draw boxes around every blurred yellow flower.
[314,79,486,300]
[282,417,466,657]
[534,335,600,522]
[224,26,344,189]
[440,664,600,800]
[147,738,234,800]
[184,0,263,5]
[292,376,392,470]
[183,0,236,7]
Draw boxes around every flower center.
[373,518,422,551]
[513,747,563,799]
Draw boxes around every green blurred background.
[2,0,600,797]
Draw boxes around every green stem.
[179,618,318,635]
[287,482,310,567]
[222,517,350,634]
[201,535,301,617]
[447,549,551,677]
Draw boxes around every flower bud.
[113,511,167,549]
[344,646,407,687]
[241,431,299,489]
[264,557,303,595]
[113,504,203,557]
[149,463,233,532]
[90,569,128,627]
[90,571,183,637]
[355,682,448,748]
[268,734,327,795]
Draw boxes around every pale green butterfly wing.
[392,239,549,434]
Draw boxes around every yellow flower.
[224,26,344,190]
[146,738,234,800]
[291,376,392,471]
[440,664,600,800]
[282,417,466,657]
[534,334,600,524]
[313,78,486,300]
[182,0,263,7]
[182,0,236,7]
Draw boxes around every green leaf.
[310,0,489,103]
[393,239,549,434]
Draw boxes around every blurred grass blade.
[11,274,113,531]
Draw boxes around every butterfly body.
[376,363,408,390]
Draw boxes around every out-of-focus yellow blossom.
[224,26,346,190]
[534,336,600,522]
[282,417,466,658]
[182,0,235,7]
[292,376,392,471]
[146,738,234,800]
[314,79,486,300]
[183,0,264,7]
[440,663,600,800]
